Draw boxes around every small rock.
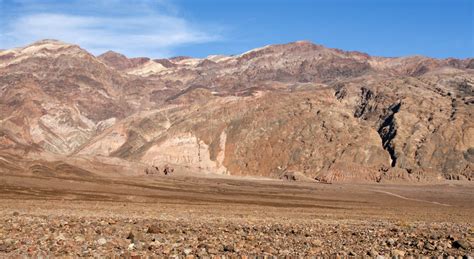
[148,240,161,249]
[197,243,208,249]
[311,239,322,246]
[391,249,405,257]
[223,244,235,252]
[0,244,9,252]
[133,240,144,250]
[416,240,424,249]
[386,238,396,246]
[147,225,160,234]
[349,251,357,256]
[183,248,193,255]
[453,240,470,250]
[424,242,435,250]
[207,248,218,254]
[128,243,135,250]
[97,238,107,246]
[263,246,277,254]
[162,246,172,254]
[368,249,379,257]
[12,212,19,216]
[74,236,85,242]
[308,247,321,254]
[55,233,66,241]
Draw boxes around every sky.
[0,0,472,58]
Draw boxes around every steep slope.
[0,40,137,154]
[1,40,472,182]
[97,50,150,71]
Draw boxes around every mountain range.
[0,39,472,182]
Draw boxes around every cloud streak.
[1,0,223,57]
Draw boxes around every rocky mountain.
[0,39,472,182]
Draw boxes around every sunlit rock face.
[1,39,472,182]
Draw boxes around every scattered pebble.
[0,213,471,256]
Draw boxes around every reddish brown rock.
[0,39,472,182]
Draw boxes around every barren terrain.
[0,39,473,257]
[1,170,473,257]
[1,40,472,183]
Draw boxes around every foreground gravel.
[1,176,473,257]
[1,213,472,257]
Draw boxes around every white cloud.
[1,0,223,57]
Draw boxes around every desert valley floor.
[0,172,473,257]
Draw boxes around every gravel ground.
[0,174,473,257]
[1,212,472,257]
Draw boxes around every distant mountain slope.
[0,39,472,182]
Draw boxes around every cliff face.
[0,40,472,182]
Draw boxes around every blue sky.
[0,0,472,58]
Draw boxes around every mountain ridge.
[0,39,472,182]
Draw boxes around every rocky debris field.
[0,213,472,257]
[0,174,473,257]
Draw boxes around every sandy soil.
[0,172,473,257]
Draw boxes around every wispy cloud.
[1,0,223,57]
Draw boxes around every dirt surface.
[0,173,473,257]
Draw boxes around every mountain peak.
[31,39,69,45]
[98,50,151,70]
[294,40,314,45]
[16,39,88,57]
[99,50,128,59]
[0,39,90,68]
[24,39,78,50]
